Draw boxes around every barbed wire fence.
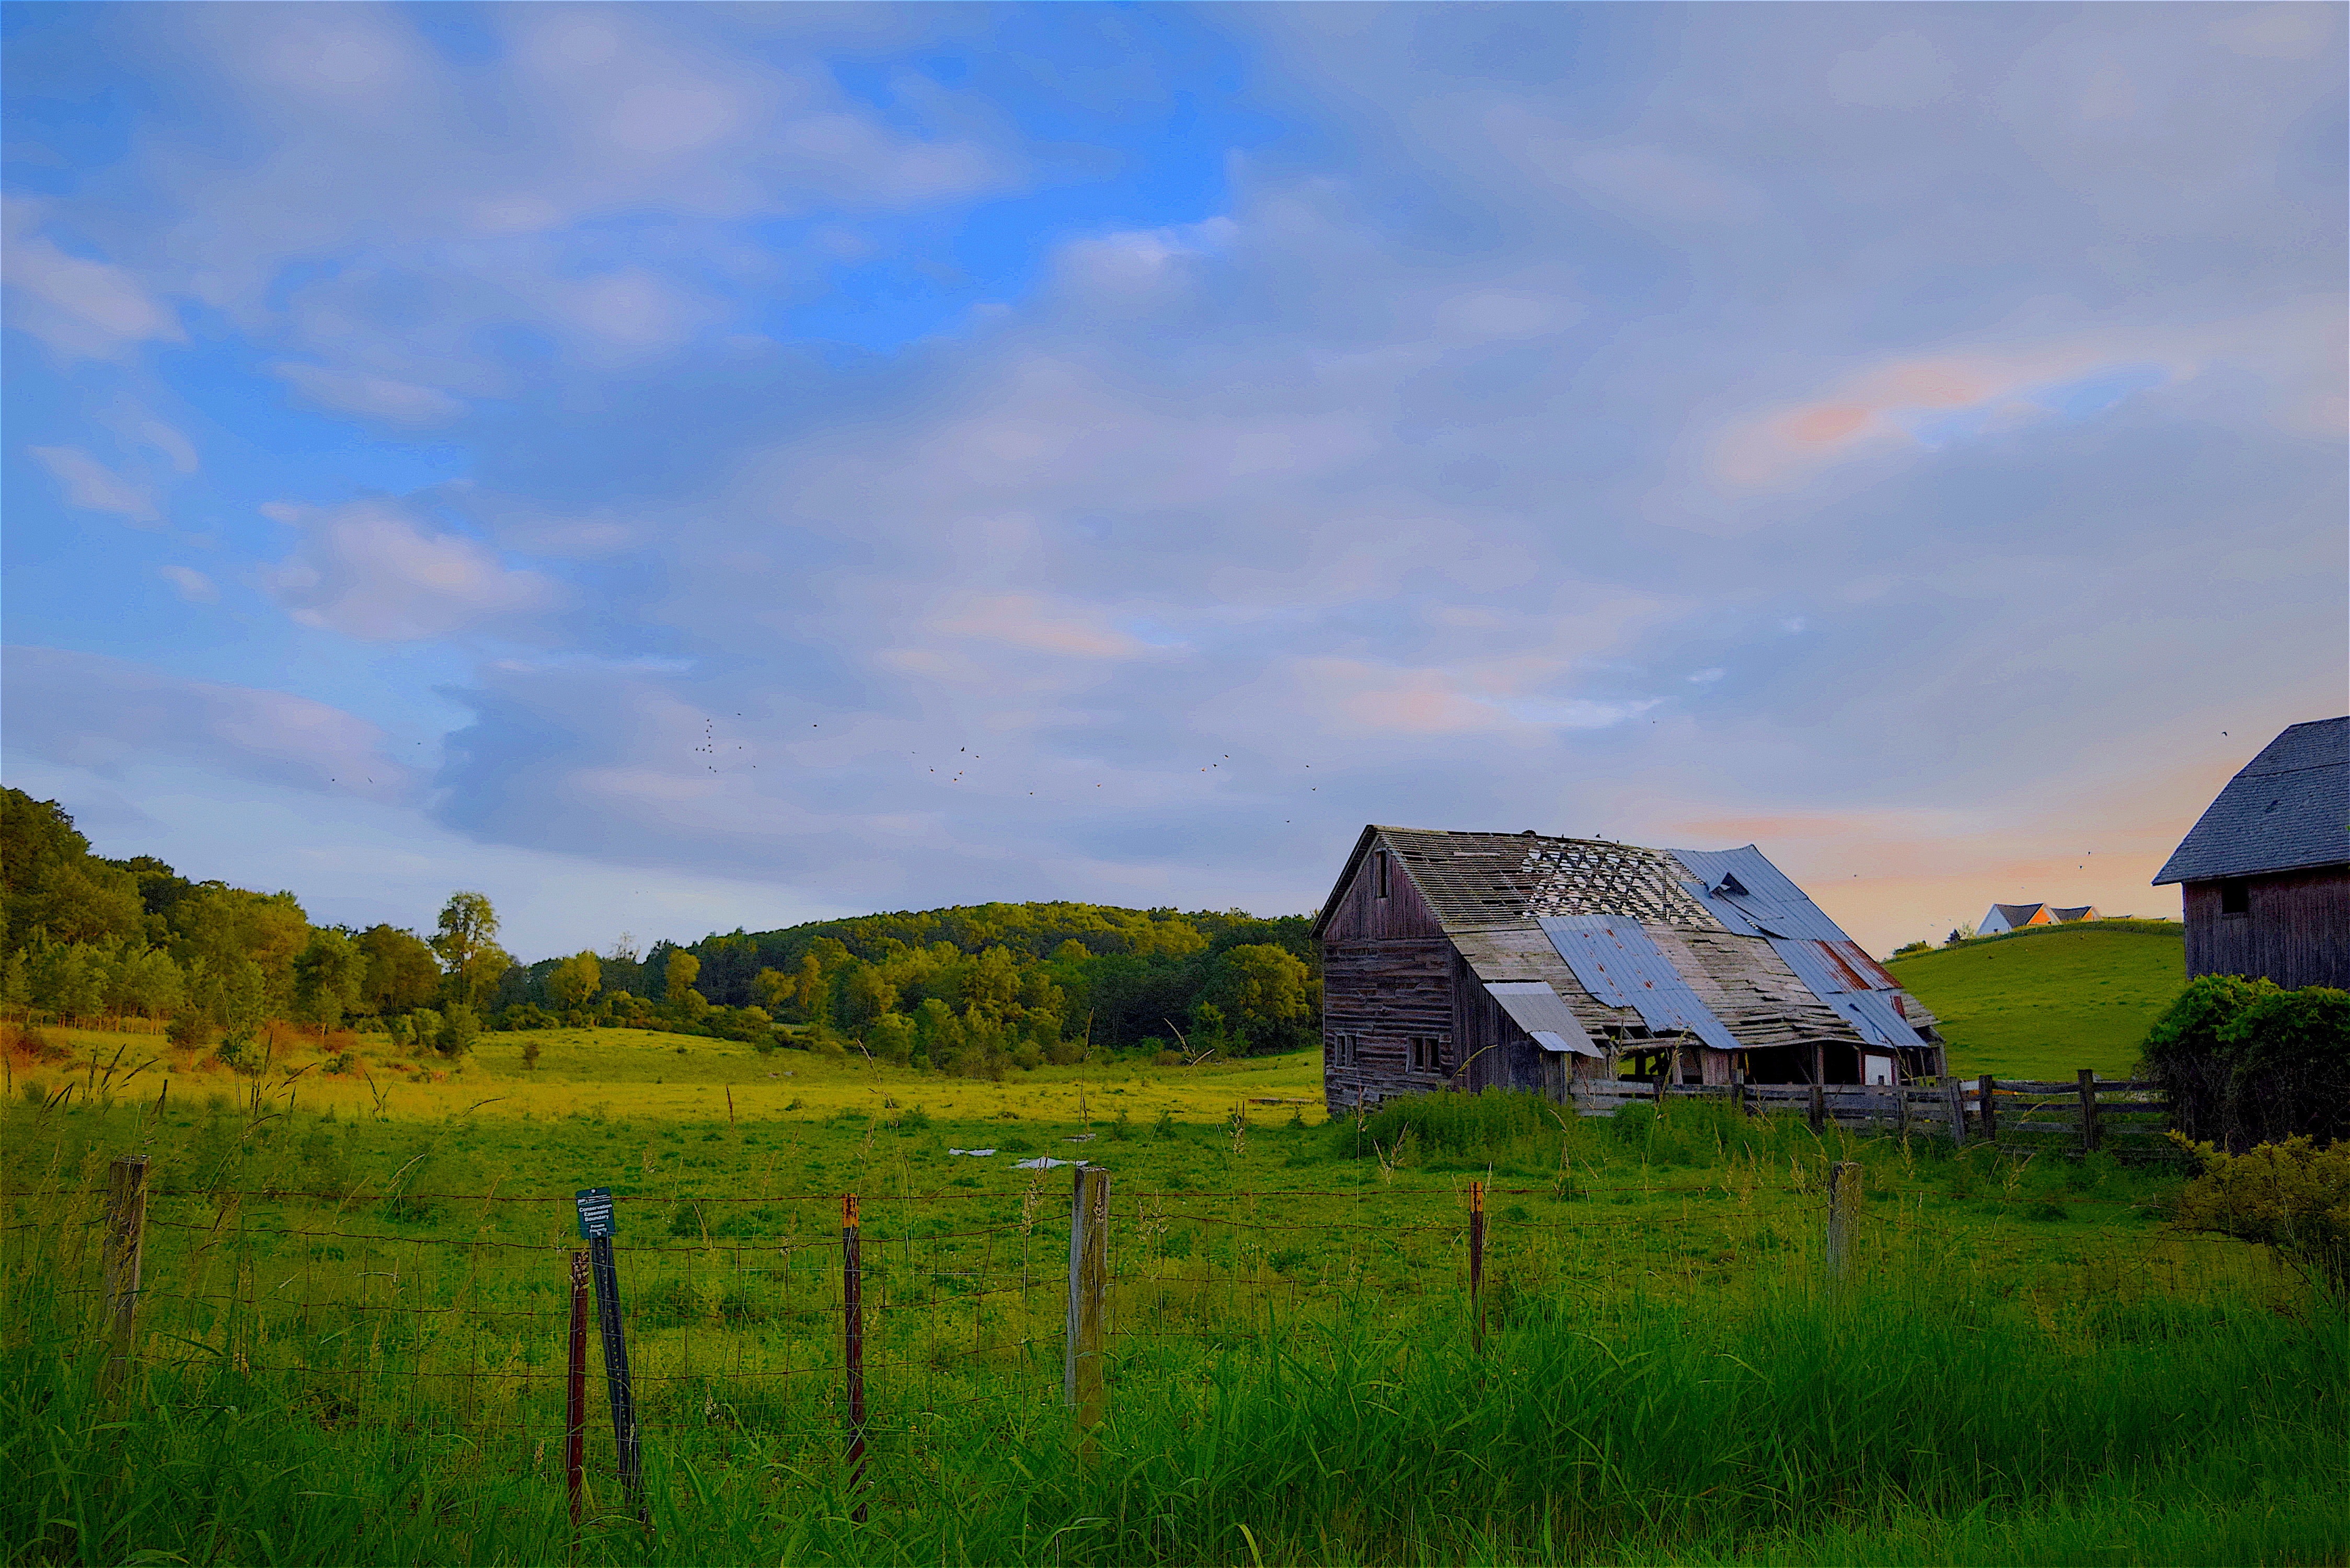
[6,1110,2270,1553]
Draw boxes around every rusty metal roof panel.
[1537,915,1741,1053]
[1769,937,1926,1051]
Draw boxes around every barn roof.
[1989,902,2048,926]
[1314,825,1939,1056]
[2153,717,2350,885]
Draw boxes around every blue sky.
[5,2,2343,959]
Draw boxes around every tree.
[108,946,186,1018]
[547,950,603,1011]
[431,892,510,1008]
[293,929,365,1035]
[435,1002,480,1057]
[752,967,793,1012]
[358,925,441,1014]
[1210,942,1312,1052]
[664,949,701,1005]
[0,790,146,950]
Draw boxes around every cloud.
[272,362,468,425]
[1,214,183,361]
[264,501,559,641]
[2,645,421,803]
[30,446,160,524]
[1826,32,1956,108]
[158,565,217,603]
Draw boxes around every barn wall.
[2183,866,2350,990]
[1322,839,1459,1113]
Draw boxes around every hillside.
[1887,921,2187,1080]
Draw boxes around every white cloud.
[1,216,183,361]
[159,566,217,603]
[264,501,559,641]
[272,362,467,425]
[30,446,160,525]
[2,645,419,803]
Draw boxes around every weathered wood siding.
[2183,866,2350,989]
[1322,838,1459,1113]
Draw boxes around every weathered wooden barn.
[1312,826,1945,1113]
[2153,716,2349,990]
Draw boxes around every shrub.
[521,1038,541,1070]
[2142,977,2350,1149]
[2171,1134,2350,1292]
[165,1013,215,1052]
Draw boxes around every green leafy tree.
[431,892,510,1008]
[108,946,186,1018]
[664,949,701,1005]
[547,950,604,1011]
[28,941,103,1019]
[171,885,310,1011]
[436,1002,480,1057]
[292,929,366,1035]
[1211,943,1312,1052]
[357,925,441,1014]
[0,790,145,950]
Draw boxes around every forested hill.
[503,903,1322,1063]
[2,782,1321,1071]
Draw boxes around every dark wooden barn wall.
[1321,840,1460,1113]
[2183,866,2350,990]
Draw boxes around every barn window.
[1376,850,1391,900]
[2219,879,2250,915]
[1332,1033,1360,1068]
[1409,1036,1448,1074]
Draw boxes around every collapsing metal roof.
[1317,824,1941,1060]
[1483,981,1603,1056]
[1537,915,1742,1053]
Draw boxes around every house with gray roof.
[1311,826,1945,1113]
[2153,717,2349,990]
[1977,901,2100,936]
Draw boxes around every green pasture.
[1889,921,2187,1080]
[6,1059,2344,1566]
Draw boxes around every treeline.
[1,789,519,1062]
[3,790,1322,1078]
[492,902,1322,1073]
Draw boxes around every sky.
[4,2,2344,962]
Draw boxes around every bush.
[2171,1134,2350,1292]
[165,1012,215,1052]
[2141,977,2350,1149]
[498,1003,556,1031]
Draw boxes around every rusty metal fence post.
[101,1155,148,1394]
[1468,1179,1487,1354]
[843,1193,867,1522]
[566,1250,589,1545]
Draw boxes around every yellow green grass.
[1889,921,2187,1080]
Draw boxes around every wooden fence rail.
[1569,1072,2174,1157]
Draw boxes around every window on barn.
[1331,1033,1359,1068]
[2218,879,2250,915]
[1376,850,1391,900]
[1409,1036,1448,1074]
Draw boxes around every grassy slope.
[1888,924,2186,1081]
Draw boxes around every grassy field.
[1888,921,2187,1080]
[5,1013,2344,1567]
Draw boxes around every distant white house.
[1978,902,2100,936]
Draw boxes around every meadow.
[5,1010,2344,1567]
[1888,921,2188,1080]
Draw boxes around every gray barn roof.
[2153,717,2350,885]
[1314,825,1940,1056]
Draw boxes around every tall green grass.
[8,1220,2341,1565]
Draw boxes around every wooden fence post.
[1468,1179,1486,1355]
[1894,1079,1909,1139]
[1825,1161,1860,1287]
[1808,1082,1825,1136]
[1065,1165,1110,1440]
[843,1193,867,1522]
[2078,1069,2101,1155]
[101,1155,148,1394]
[1943,1076,1966,1147]
[566,1251,589,1544]
[1731,1067,1747,1117]
[1978,1075,1997,1145]
[575,1189,646,1527]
